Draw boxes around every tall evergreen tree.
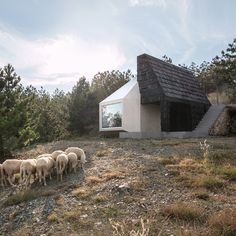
[0,64,22,159]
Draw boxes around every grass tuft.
[71,187,92,199]
[191,189,210,200]
[196,176,224,191]
[85,176,103,186]
[47,212,58,222]
[64,209,80,222]
[92,194,109,203]
[208,208,236,236]
[3,190,38,207]
[217,166,236,181]
[102,170,124,181]
[161,202,205,222]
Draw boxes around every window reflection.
[102,103,122,128]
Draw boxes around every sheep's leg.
[3,176,7,186]
[38,170,42,184]
[49,172,52,180]
[26,173,31,186]
[20,169,23,184]
[65,165,68,175]
[7,175,15,186]
[81,163,84,172]
[12,174,16,184]
[43,173,47,186]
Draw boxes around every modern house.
[99,54,212,138]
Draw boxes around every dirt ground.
[0,137,236,236]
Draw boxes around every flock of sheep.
[0,147,86,188]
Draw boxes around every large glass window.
[102,103,122,128]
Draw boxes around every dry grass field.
[0,137,236,236]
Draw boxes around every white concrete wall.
[140,103,161,132]
[123,83,141,132]
[99,81,161,133]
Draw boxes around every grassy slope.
[1,137,236,236]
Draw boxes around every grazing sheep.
[36,153,52,159]
[2,159,23,186]
[65,147,87,171]
[56,153,68,182]
[51,150,64,161]
[36,156,55,186]
[67,152,78,173]
[20,159,37,186]
[0,164,7,187]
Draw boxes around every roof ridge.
[138,53,193,75]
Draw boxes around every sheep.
[20,159,37,186]
[36,156,55,186]
[36,153,52,159]
[0,164,7,187]
[2,159,23,186]
[51,150,65,161]
[67,152,78,173]
[56,153,68,182]
[65,147,87,171]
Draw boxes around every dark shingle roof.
[138,54,210,104]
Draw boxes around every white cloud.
[129,0,167,8]
[0,30,126,88]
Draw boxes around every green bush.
[3,190,38,207]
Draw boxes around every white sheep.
[56,153,68,182]
[67,152,78,173]
[0,163,7,187]
[2,159,23,186]
[51,150,64,161]
[65,147,87,171]
[20,159,37,186]
[36,153,52,159]
[36,156,55,186]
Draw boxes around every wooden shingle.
[137,54,210,104]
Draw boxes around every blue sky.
[0,0,235,92]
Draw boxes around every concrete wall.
[123,83,141,132]
[99,81,161,133]
[140,103,161,132]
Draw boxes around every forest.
[0,38,235,160]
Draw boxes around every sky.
[0,0,235,92]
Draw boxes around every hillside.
[0,137,236,236]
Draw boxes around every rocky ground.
[0,137,236,236]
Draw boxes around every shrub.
[207,150,235,164]
[102,170,124,181]
[100,207,119,218]
[196,176,224,191]
[158,157,178,165]
[191,189,210,200]
[93,194,109,203]
[161,203,205,222]
[85,176,103,186]
[64,210,80,222]
[218,166,236,181]
[111,218,150,236]
[71,187,92,199]
[3,190,38,207]
[208,208,236,236]
[48,212,58,222]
